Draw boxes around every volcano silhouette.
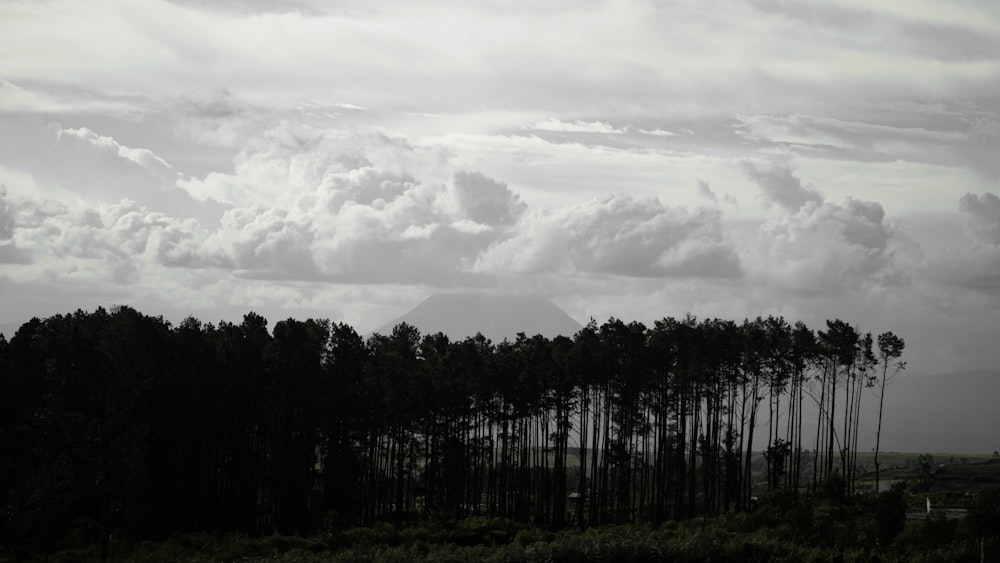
[377,294,583,342]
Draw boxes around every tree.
[814,319,861,494]
[874,332,905,495]
[2,304,917,554]
[569,321,601,528]
[788,321,816,494]
[321,322,371,524]
[369,323,423,522]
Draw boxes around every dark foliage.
[0,306,928,560]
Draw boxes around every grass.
[13,517,998,563]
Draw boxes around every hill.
[377,293,583,342]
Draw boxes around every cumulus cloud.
[202,205,315,275]
[6,194,215,283]
[176,137,515,283]
[178,126,429,208]
[451,170,526,227]
[743,164,906,294]
[185,163,506,284]
[0,185,31,264]
[166,125,544,284]
[473,193,742,278]
[749,199,904,293]
[0,112,914,300]
[959,192,1000,245]
[0,185,13,240]
[744,162,823,212]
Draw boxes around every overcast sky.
[1,0,998,375]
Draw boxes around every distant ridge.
[800,369,1000,455]
[878,370,1000,454]
[377,294,583,342]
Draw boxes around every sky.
[1,0,998,376]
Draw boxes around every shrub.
[874,483,907,546]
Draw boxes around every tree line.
[0,306,905,555]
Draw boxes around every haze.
[1,0,999,377]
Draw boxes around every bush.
[448,517,526,547]
[965,485,1000,539]
[874,483,908,547]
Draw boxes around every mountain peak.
[377,293,582,342]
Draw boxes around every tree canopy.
[0,306,905,556]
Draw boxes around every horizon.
[5,292,999,381]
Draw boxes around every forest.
[1,305,997,562]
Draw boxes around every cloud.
[473,193,742,279]
[161,124,544,284]
[743,165,907,294]
[166,0,327,16]
[0,116,220,222]
[58,126,174,172]
[168,129,532,284]
[924,192,1000,293]
[0,0,998,380]
[697,179,719,205]
[202,205,316,274]
[633,127,675,137]
[171,88,263,149]
[696,179,738,209]
[758,199,904,292]
[0,80,65,113]
[744,162,824,212]
[526,119,623,135]
[736,111,1000,179]
[12,201,121,281]
[926,244,1000,294]
[959,192,1000,245]
[3,0,999,128]
[0,185,32,264]
[6,195,217,282]
[301,171,503,284]
[188,170,503,284]
[177,125,429,208]
[451,170,526,227]
[0,185,13,240]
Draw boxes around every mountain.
[377,293,583,342]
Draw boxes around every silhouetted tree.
[0,305,914,555]
[874,331,905,494]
